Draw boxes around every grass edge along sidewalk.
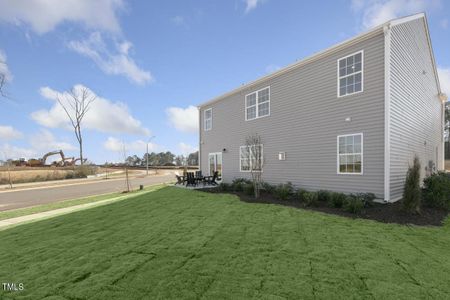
[0,184,168,230]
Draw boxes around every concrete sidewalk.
[0,189,154,230]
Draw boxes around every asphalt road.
[0,173,175,212]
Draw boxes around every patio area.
[174,170,220,189]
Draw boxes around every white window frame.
[208,152,223,179]
[245,86,270,121]
[204,108,212,131]
[239,144,263,172]
[337,133,363,175]
[337,50,364,98]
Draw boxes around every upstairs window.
[338,51,363,97]
[338,133,363,174]
[204,108,212,131]
[245,87,270,121]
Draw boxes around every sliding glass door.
[208,152,222,178]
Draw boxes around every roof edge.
[198,13,431,108]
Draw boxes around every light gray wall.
[388,18,443,200]
[199,32,386,198]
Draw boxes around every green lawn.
[0,187,449,299]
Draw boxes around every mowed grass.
[0,187,449,299]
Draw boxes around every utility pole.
[146,136,156,176]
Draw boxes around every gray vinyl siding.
[389,18,443,200]
[200,32,385,198]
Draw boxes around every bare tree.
[245,133,264,199]
[57,87,96,165]
[121,143,131,193]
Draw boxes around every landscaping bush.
[217,182,231,192]
[243,183,255,196]
[355,192,376,208]
[402,156,421,213]
[231,178,251,192]
[330,192,346,208]
[296,189,307,202]
[317,190,332,202]
[261,182,276,194]
[344,195,364,214]
[303,191,318,207]
[422,172,450,210]
[274,182,294,201]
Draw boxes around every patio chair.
[175,175,184,185]
[195,171,204,184]
[186,172,197,187]
[204,171,219,186]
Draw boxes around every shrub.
[317,190,332,202]
[303,192,318,207]
[296,189,307,202]
[231,178,251,192]
[65,172,75,179]
[274,182,294,201]
[330,192,346,208]
[261,182,275,194]
[422,172,450,210]
[217,182,231,192]
[243,183,255,196]
[355,192,376,207]
[402,156,421,213]
[74,165,97,178]
[344,195,364,214]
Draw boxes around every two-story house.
[198,13,447,202]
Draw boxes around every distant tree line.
[119,151,198,167]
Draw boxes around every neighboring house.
[198,13,447,202]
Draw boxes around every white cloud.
[244,0,264,13]
[438,67,450,96]
[351,0,440,29]
[178,142,197,155]
[166,105,199,134]
[103,137,159,153]
[31,84,150,136]
[0,0,124,34]
[0,49,12,82]
[0,125,22,140]
[0,144,35,160]
[441,18,448,29]
[29,129,76,152]
[68,32,152,85]
[171,16,185,26]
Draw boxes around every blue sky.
[0,0,449,163]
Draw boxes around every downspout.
[439,93,448,170]
[384,24,391,202]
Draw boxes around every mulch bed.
[202,189,448,226]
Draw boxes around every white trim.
[245,86,271,121]
[239,144,263,172]
[204,108,212,131]
[337,133,363,175]
[337,50,364,98]
[384,24,391,202]
[198,106,202,171]
[390,12,424,26]
[208,152,223,179]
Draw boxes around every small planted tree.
[245,133,263,199]
[402,155,421,213]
